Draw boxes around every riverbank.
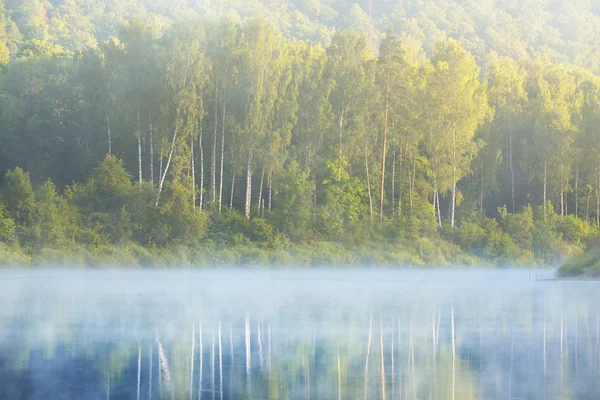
[0,238,555,268]
[556,247,600,278]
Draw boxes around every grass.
[556,247,600,278]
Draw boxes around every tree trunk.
[268,171,272,212]
[509,119,515,213]
[575,166,579,217]
[596,165,600,228]
[137,106,143,185]
[149,117,154,188]
[410,156,416,214]
[480,158,484,215]
[451,128,456,227]
[106,110,112,156]
[245,151,253,220]
[379,89,389,223]
[191,134,196,209]
[200,122,204,210]
[398,146,404,217]
[212,85,218,205]
[257,168,265,215]
[230,170,236,213]
[391,148,396,218]
[219,94,226,212]
[156,123,179,206]
[365,146,373,222]
[543,158,547,221]
[339,106,345,158]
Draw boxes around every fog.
[0,268,598,399]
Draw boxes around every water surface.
[0,268,598,399]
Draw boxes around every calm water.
[0,268,598,400]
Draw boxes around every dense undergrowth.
[0,158,595,268]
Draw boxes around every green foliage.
[0,201,16,243]
[0,10,599,268]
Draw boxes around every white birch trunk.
[156,121,179,206]
[451,128,456,227]
[366,147,373,222]
[212,85,218,204]
[200,122,204,209]
[257,168,265,216]
[245,151,253,220]
[138,106,142,185]
[191,134,196,208]
[219,95,226,212]
[106,110,112,156]
[149,117,154,188]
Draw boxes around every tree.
[425,39,489,227]
[375,28,418,221]
[487,54,528,213]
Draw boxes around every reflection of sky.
[0,269,598,399]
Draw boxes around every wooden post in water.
[364,316,373,400]
[137,343,141,400]
[380,317,386,400]
[190,323,195,400]
[219,322,223,400]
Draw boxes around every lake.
[0,268,598,399]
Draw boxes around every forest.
[1,0,600,266]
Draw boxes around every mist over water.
[0,268,598,399]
